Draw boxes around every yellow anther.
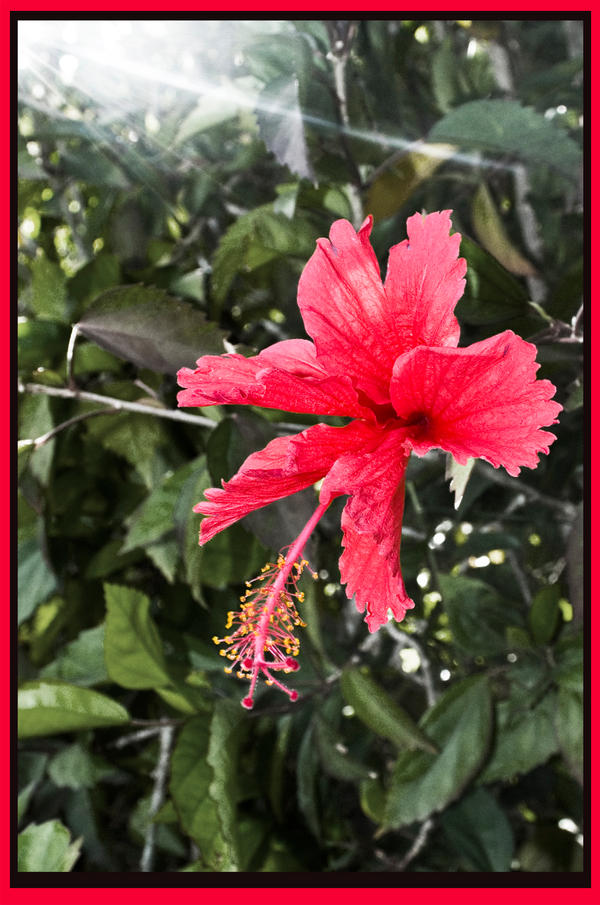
[212,636,220,644]
[219,650,226,657]
[224,667,232,674]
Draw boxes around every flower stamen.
[212,502,327,709]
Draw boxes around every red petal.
[320,427,415,631]
[384,210,465,353]
[177,339,372,419]
[390,331,562,477]
[297,216,394,403]
[195,420,380,544]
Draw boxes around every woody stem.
[245,501,329,704]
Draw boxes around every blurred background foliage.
[17,18,584,874]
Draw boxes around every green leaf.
[479,692,559,784]
[555,686,583,783]
[440,788,514,872]
[18,394,54,486]
[564,380,583,412]
[198,523,267,589]
[18,820,82,872]
[48,742,113,790]
[69,253,121,311]
[18,753,48,825]
[176,451,266,592]
[176,460,212,604]
[18,681,130,737]
[384,676,492,829]
[26,254,68,322]
[296,723,321,840]
[367,143,455,221]
[457,236,530,326]
[268,714,293,822]
[313,714,374,782]
[77,285,225,373]
[84,539,145,580]
[104,583,171,690]
[359,776,386,825]
[340,668,437,754]
[174,93,239,144]
[439,574,524,657]
[552,632,583,692]
[146,537,180,584]
[257,76,314,181]
[528,584,561,645]
[207,699,248,870]
[430,99,581,180]
[59,147,129,188]
[211,204,317,306]
[85,411,168,489]
[18,538,57,626]
[40,624,109,687]
[122,459,200,553]
[18,318,69,371]
[472,182,537,276]
[170,715,233,870]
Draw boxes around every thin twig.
[28,407,115,448]
[406,481,441,590]
[397,818,434,871]
[109,726,164,750]
[506,549,532,606]
[572,303,584,338]
[140,725,175,873]
[374,817,435,872]
[130,717,184,728]
[19,381,217,428]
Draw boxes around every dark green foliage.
[17,18,583,873]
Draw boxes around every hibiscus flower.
[177,211,561,708]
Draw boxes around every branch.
[477,461,576,521]
[140,725,175,873]
[374,817,434,871]
[23,407,115,449]
[19,381,217,428]
[506,549,532,606]
[385,623,438,707]
[406,481,442,591]
[397,818,434,870]
[326,21,363,227]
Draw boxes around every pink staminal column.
[212,501,328,709]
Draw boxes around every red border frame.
[8,4,595,903]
